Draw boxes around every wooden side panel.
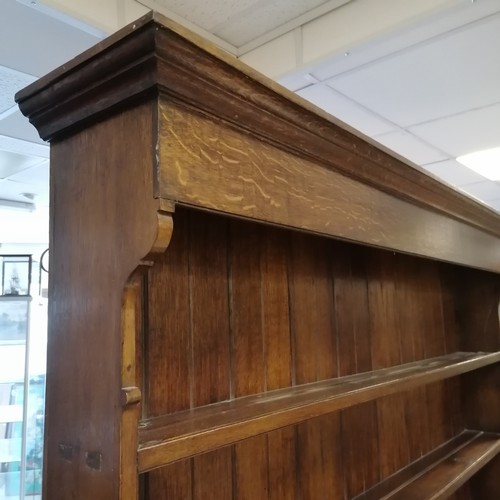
[45,102,161,500]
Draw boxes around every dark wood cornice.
[16,12,500,239]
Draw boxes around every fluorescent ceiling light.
[456,147,500,181]
[0,199,36,212]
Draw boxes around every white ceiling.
[0,0,101,244]
[0,0,499,246]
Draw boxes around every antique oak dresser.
[16,12,500,500]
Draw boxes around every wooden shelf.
[354,430,500,499]
[137,351,500,472]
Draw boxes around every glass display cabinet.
[0,254,43,499]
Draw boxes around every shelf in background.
[354,430,500,499]
[138,351,500,472]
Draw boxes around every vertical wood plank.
[262,226,292,392]
[351,247,380,492]
[189,211,233,499]
[289,233,343,500]
[395,255,428,462]
[333,243,378,497]
[419,261,450,454]
[367,250,409,480]
[261,226,296,500]
[193,449,232,500]
[146,210,191,417]
[146,210,192,499]
[229,220,268,499]
[189,211,231,406]
[267,428,296,500]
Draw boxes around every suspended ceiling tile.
[151,0,262,31]
[408,102,500,158]
[0,0,101,77]
[0,110,44,144]
[0,151,42,179]
[422,160,487,187]
[459,180,500,202]
[279,72,314,92]
[8,161,49,187]
[213,0,328,47]
[296,84,395,136]
[0,177,48,207]
[311,0,500,82]
[373,130,447,166]
[326,14,500,127]
[0,65,36,115]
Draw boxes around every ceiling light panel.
[326,14,500,127]
[457,147,500,181]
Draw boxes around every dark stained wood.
[145,210,193,497]
[261,226,296,500]
[367,251,410,478]
[193,449,233,500]
[14,12,500,500]
[469,454,500,499]
[43,101,167,500]
[355,431,500,500]
[385,433,500,499]
[137,351,500,472]
[16,13,500,242]
[229,220,269,499]
[158,99,500,273]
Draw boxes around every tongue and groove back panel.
[15,12,500,500]
[142,207,497,499]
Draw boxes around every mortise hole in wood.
[58,443,77,463]
[85,451,103,472]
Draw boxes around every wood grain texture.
[17,13,500,241]
[158,100,500,273]
[137,352,500,471]
[44,101,164,500]
[140,209,497,499]
[469,454,500,499]
[386,433,500,500]
[16,13,500,500]
[355,431,500,500]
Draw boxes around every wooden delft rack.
[16,11,500,500]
